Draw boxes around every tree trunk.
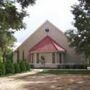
[1,47,6,63]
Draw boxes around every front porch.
[30,52,65,68]
[29,36,66,68]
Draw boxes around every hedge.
[25,62,31,71]
[5,61,15,74]
[14,63,21,73]
[0,62,6,75]
[19,61,27,72]
[57,64,87,69]
[0,60,31,76]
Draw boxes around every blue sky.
[14,0,78,49]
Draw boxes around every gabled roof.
[14,20,64,51]
[29,36,65,53]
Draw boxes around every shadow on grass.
[37,69,90,75]
[13,69,90,81]
[3,69,89,90]
[21,69,90,90]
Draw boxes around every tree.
[0,30,16,62]
[0,0,36,8]
[0,0,35,61]
[17,0,35,8]
[65,0,90,65]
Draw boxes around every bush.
[30,64,34,68]
[5,61,15,74]
[0,59,31,77]
[0,62,5,76]
[25,63,30,71]
[19,61,26,72]
[57,64,87,69]
[14,63,21,73]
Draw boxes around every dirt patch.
[0,70,90,90]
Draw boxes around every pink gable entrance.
[29,36,65,53]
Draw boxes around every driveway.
[0,69,90,90]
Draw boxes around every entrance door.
[41,56,45,67]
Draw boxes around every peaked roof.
[14,20,64,51]
[29,36,65,53]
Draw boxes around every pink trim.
[29,36,66,53]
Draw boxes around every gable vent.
[45,28,49,32]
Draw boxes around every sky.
[14,0,78,48]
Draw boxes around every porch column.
[34,53,37,64]
[30,53,34,63]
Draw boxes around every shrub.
[6,52,13,63]
[57,64,87,69]
[19,61,26,72]
[14,63,21,73]
[30,64,34,68]
[25,63,30,71]
[0,62,5,76]
[5,61,15,74]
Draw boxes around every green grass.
[38,69,90,75]
[0,69,31,77]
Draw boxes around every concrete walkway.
[9,69,43,78]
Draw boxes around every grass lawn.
[38,69,90,75]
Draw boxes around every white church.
[13,21,86,68]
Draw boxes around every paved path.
[0,69,90,90]
[0,69,43,90]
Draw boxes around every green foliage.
[17,0,36,8]
[0,59,31,76]
[19,61,26,72]
[6,51,13,63]
[0,0,35,61]
[0,0,35,9]
[0,62,6,76]
[65,0,90,63]
[14,63,21,73]
[25,62,30,71]
[39,69,90,75]
[0,51,3,62]
[57,64,87,69]
[19,60,30,72]
[5,61,15,74]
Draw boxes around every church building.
[13,21,85,68]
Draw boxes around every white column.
[61,53,64,64]
[34,53,37,64]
